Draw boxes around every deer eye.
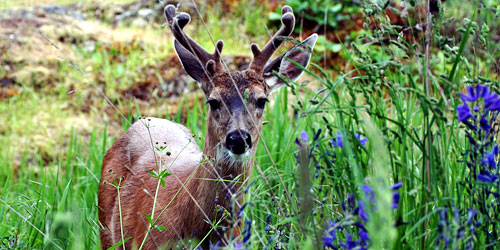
[256,98,269,109]
[207,99,221,111]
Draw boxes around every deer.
[98,4,317,249]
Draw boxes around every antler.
[249,5,295,74]
[164,5,224,76]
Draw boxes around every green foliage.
[270,0,360,30]
[2,0,500,249]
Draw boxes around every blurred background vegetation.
[1,0,500,249]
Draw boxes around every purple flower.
[265,215,271,233]
[313,129,322,141]
[332,132,344,148]
[477,172,498,183]
[233,243,244,249]
[338,233,356,249]
[242,220,252,244]
[322,219,339,249]
[355,133,367,146]
[457,102,473,123]
[361,185,375,203]
[460,85,489,103]
[466,209,477,224]
[391,182,403,190]
[482,144,498,169]
[457,85,500,128]
[357,200,369,222]
[359,228,370,244]
[331,132,367,148]
[479,114,490,132]
[300,131,309,142]
[392,192,400,209]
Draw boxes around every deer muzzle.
[225,130,252,155]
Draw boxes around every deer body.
[99,5,317,249]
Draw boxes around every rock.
[43,4,66,15]
[138,8,154,18]
[131,18,148,28]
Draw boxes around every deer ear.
[263,33,318,92]
[173,39,211,93]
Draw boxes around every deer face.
[204,71,267,158]
[165,5,317,158]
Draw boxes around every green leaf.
[159,169,172,178]
[147,170,159,178]
[144,214,153,225]
[154,225,167,232]
[106,237,131,250]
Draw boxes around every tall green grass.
[2,0,500,249]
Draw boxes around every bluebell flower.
[322,219,339,249]
[265,215,271,233]
[313,129,322,142]
[300,131,309,142]
[391,182,402,209]
[392,192,400,209]
[242,219,251,244]
[233,242,244,249]
[457,102,473,123]
[357,200,369,222]
[460,85,489,103]
[458,84,500,244]
[355,133,367,146]
[477,172,498,183]
[482,144,498,169]
[360,185,375,203]
[436,206,480,249]
[457,84,500,132]
[358,227,370,244]
[391,182,403,190]
[331,132,367,148]
[332,132,344,148]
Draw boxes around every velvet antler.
[248,5,295,75]
[164,4,224,76]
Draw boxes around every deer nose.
[225,130,252,155]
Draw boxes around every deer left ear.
[263,33,318,92]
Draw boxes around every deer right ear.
[173,39,211,93]
[263,33,318,92]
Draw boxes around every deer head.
[164,5,317,162]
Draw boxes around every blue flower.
[391,182,403,190]
[300,131,309,142]
[457,102,473,123]
[358,227,370,244]
[242,220,251,244]
[233,243,244,249]
[392,192,400,209]
[361,185,375,203]
[477,172,498,183]
[357,200,369,222]
[322,219,339,249]
[457,85,500,131]
[332,132,344,148]
[355,133,367,146]
[460,85,489,103]
[482,144,498,169]
[331,132,367,148]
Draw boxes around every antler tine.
[164,5,224,74]
[249,5,295,74]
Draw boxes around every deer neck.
[187,117,255,213]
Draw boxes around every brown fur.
[98,75,265,249]
[98,5,312,249]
